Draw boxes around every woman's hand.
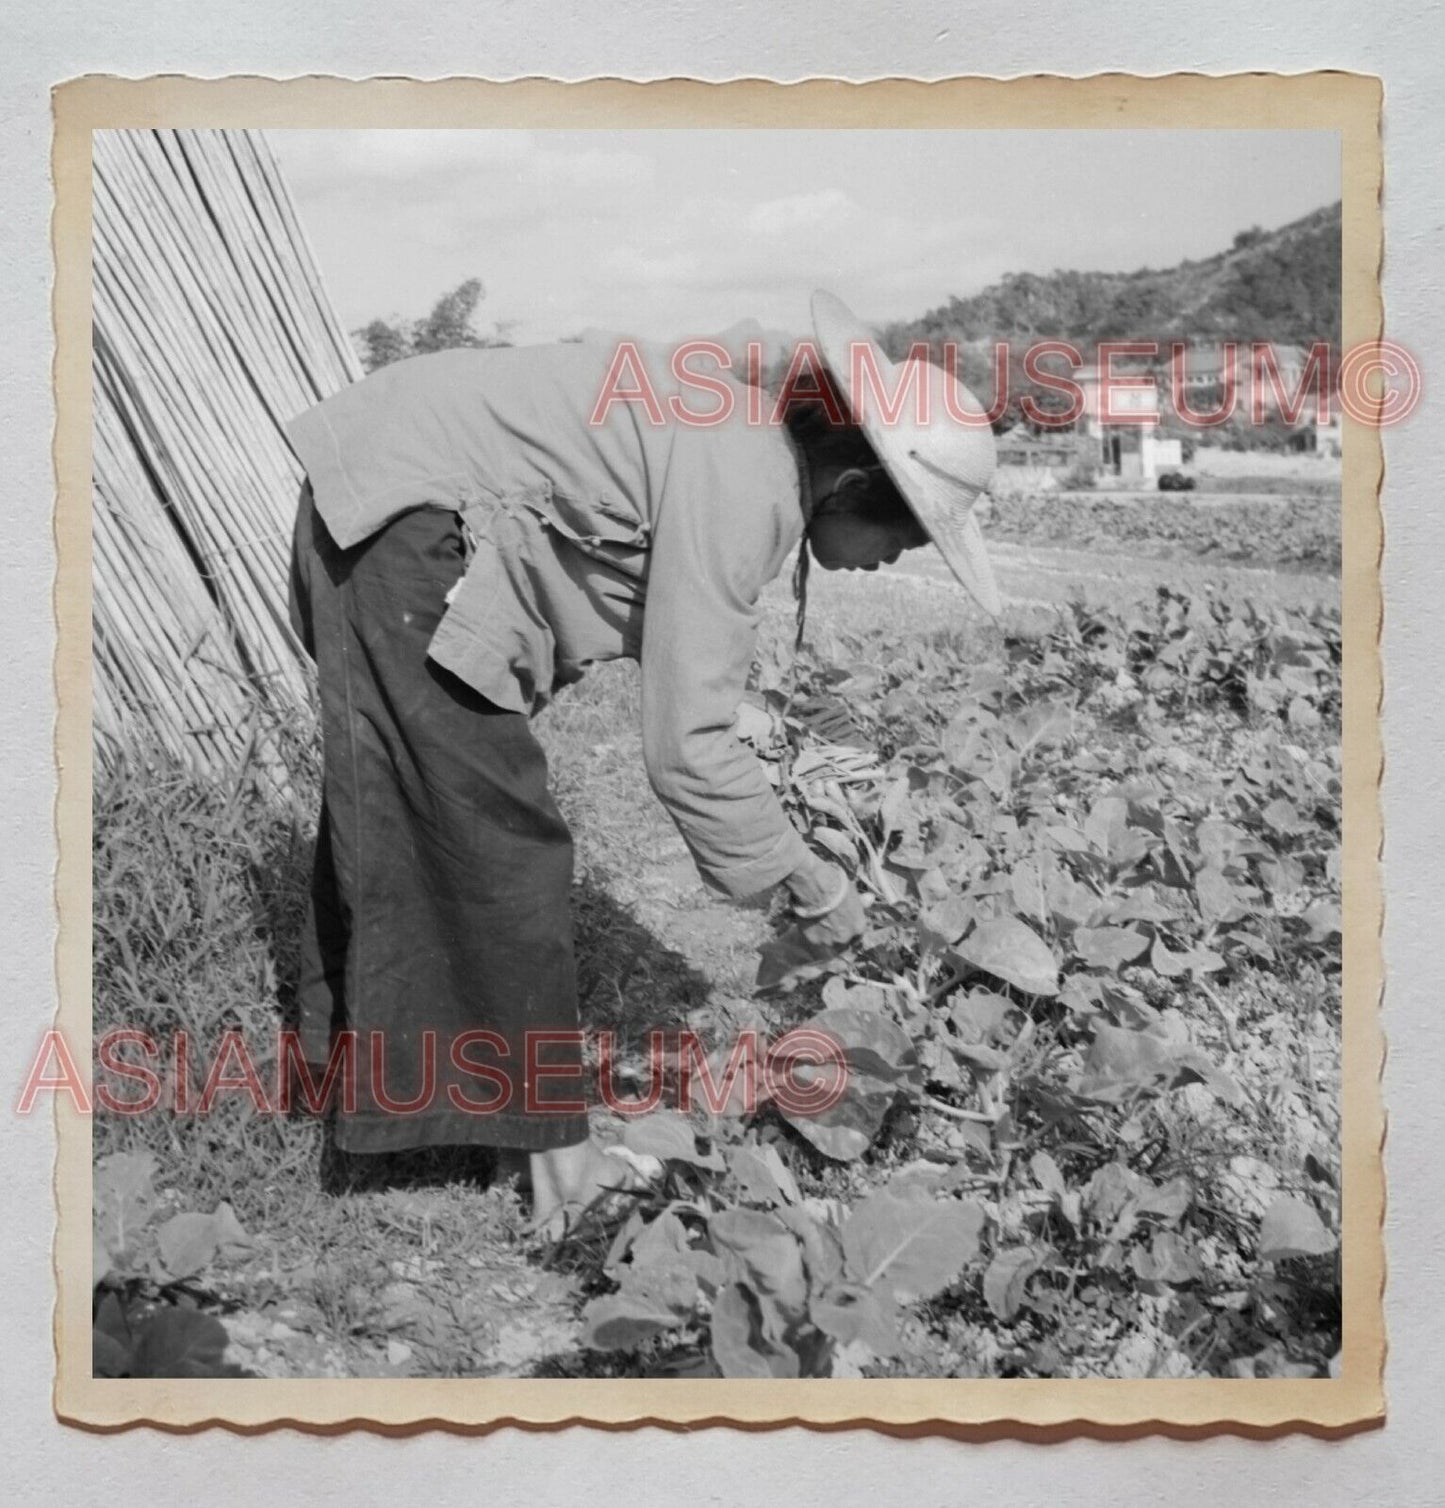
[784,854,867,949]
[797,882,867,950]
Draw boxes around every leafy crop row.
[982,492,1341,571]
[571,588,1342,1379]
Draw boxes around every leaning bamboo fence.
[91,128,362,783]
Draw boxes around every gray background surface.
[3,3,1440,1500]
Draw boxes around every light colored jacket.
[284,340,812,900]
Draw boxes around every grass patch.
[92,540,1342,1379]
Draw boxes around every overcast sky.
[270,129,1340,347]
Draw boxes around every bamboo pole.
[91,127,359,787]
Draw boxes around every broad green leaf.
[620,1109,722,1170]
[1009,855,1052,924]
[1059,973,1105,1015]
[1047,867,1103,927]
[878,777,913,844]
[582,1271,696,1351]
[774,1202,847,1292]
[92,1325,131,1378]
[1030,1152,1066,1198]
[811,1283,903,1356]
[128,1309,238,1378]
[1084,795,1130,856]
[709,1283,799,1378]
[918,895,973,951]
[1138,1176,1193,1223]
[1045,824,1093,855]
[1259,853,1305,897]
[1194,864,1242,926]
[709,1209,808,1313]
[1006,701,1075,752]
[1261,796,1305,834]
[773,1005,919,1163]
[1085,1162,1145,1230]
[728,1147,788,1207]
[93,1150,159,1281]
[950,1040,1007,1073]
[1197,818,1248,865]
[1073,925,1150,970]
[92,1291,131,1376]
[950,989,1014,1044]
[154,1213,219,1281]
[982,1246,1046,1321]
[154,1202,253,1281]
[953,916,1059,997]
[777,1094,883,1163]
[1258,1195,1337,1261]
[794,1003,916,1080]
[811,827,857,863]
[93,1230,113,1290]
[629,1209,689,1265]
[1287,694,1322,730]
[1227,929,1275,961]
[1302,900,1342,943]
[1131,1231,1200,1285]
[1150,935,1225,978]
[1106,889,1174,924]
[840,1185,985,1303]
[1073,1024,1182,1103]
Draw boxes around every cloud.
[270,129,656,224]
[597,246,703,287]
[272,129,531,191]
[743,189,858,238]
[276,128,1340,349]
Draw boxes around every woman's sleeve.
[639,423,812,900]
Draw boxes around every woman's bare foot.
[527,1140,641,1239]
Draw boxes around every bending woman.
[283,291,1000,1227]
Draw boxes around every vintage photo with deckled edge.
[50,72,1384,1433]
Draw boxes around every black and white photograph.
[68,78,1379,1419]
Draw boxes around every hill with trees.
[879,201,1341,359]
[351,203,1340,433]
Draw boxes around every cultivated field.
[92,496,1342,1382]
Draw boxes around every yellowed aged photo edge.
[52,71,1385,1434]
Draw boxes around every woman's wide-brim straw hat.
[810,289,1002,616]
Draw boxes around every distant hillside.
[879,202,1342,359]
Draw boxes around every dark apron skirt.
[287,484,589,1154]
